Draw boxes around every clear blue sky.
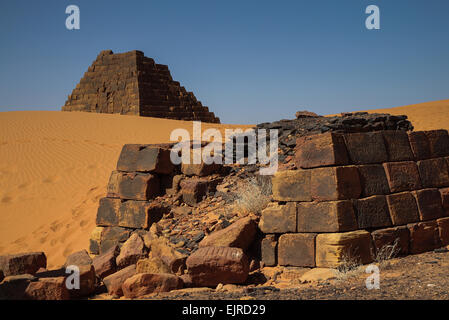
[0,0,448,124]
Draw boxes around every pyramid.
[62,50,220,123]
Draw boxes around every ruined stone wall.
[62,50,220,123]
[259,129,449,268]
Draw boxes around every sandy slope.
[1,99,448,268]
[0,111,250,268]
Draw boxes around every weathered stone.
[117,172,160,200]
[89,226,103,255]
[96,197,121,227]
[417,157,449,188]
[383,161,422,192]
[116,233,146,269]
[299,268,337,283]
[294,132,349,169]
[92,245,120,279]
[297,200,357,233]
[135,147,174,174]
[272,170,311,201]
[116,144,140,172]
[147,238,187,274]
[186,246,249,287]
[371,226,410,256]
[386,192,420,225]
[103,264,136,297]
[295,110,319,119]
[310,166,361,201]
[24,277,70,300]
[354,195,392,229]
[260,235,277,267]
[106,171,122,198]
[437,217,449,246]
[408,131,430,160]
[0,252,47,277]
[412,188,445,221]
[136,257,171,274]
[343,131,388,164]
[118,200,168,229]
[0,274,36,300]
[259,202,297,234]
[68,265,96,299]
[382,130,414,161]
[64,250,92,268]
[99,227,131,254]
[200,217,257,250]
[424,130,449,158]
[122,273,183,298]
[440,187,449,215]
[181,162,222,177]
[180,178,209,206]
[278,233,316,267]
[315,231,374,268]
[408,221,441,254]
[357,164,390,197]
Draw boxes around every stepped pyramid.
[62,50,220,123]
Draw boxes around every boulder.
[64,250,93,268]
[147,238,187,274]
[103,264,136,297]
[180,178,209,206]
[0,252,47,276]
[295,110,319,119]
[116,233,146,269]
[136,257,171,274]
[24,277,70,300]
[122,273,183,298]
[67,265,97,299]
[92,244,120,279]
[186,246,249,287]
[0,274,36,300]
[199,217,257,250]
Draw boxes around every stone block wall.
[260,129,449,268]
[62,50,220,123]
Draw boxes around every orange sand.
[0,111,251,268]
[1,99,448,268]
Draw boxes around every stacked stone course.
[260,129,449,268]
[62,50,220,123]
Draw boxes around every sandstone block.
[297,200,357,233]
[310,166,361,201]
[116,233,146,269]
[64,250,92,268]
[294,132,349,169]
[259,202,297,234]
[383,161,422,193]
[439,187,449,215]
[357,164,390,197]
[24,277,70,300]
[424,130,449,158]
[180,178,209,206]
[343,132,388,164]
[437,217,449,246]
[181,162,222,177]
[417,157,449,188]
[382,130,414,161]
[96,197,121,227]
[89,227,103,255]
[99,227,131,254]
[122,273,183,298]
[315,231,374,268]
[412,188,445,221]
[186,246,249,287]
[354,195,392,229]
[408,221,441,254]
[371,226,410,256]
[92,245,120,279]
[147,238,187,274]
[272,170,311,202]
[408,131,430,160]
[278,233,316,267]
[200,217,257,250]
[260,235,277,267]
[117,172,160,200]
[136,257,171,274]
[0,274,36,300]
[118,200,167,229]
[69,265,96,299]
[0,252,47,277]
[106,171,122,198]
[103,264,136,297]
[135,147,174,174]
[386,192,420,225]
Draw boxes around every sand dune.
[0,111,251,268]
[1,99,448,268]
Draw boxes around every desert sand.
[0,110,251,268]
[0,99,448,268]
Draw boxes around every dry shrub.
[374,238,400,268]
[335,247,364,280]
[235,177,272,214]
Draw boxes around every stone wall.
[62,50,220,123]
[259,129,449,268]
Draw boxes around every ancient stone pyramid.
[62,50,220,123]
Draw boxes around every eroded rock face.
[0,252,47,277]
[199,217,257,250]
[186,246,249,287]
[122,273,183,298]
